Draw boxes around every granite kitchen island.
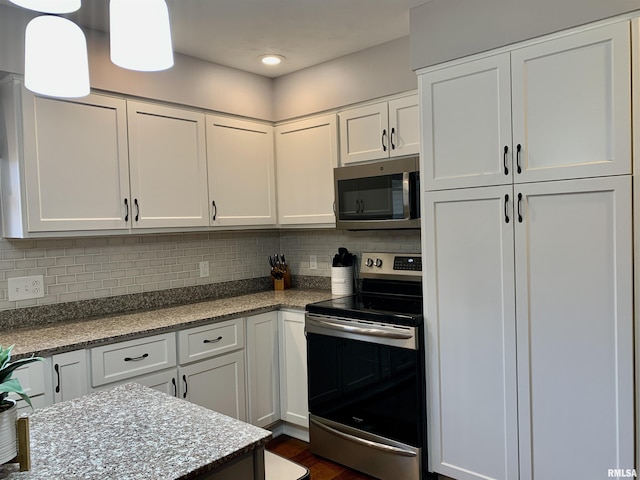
[0,383,271,479]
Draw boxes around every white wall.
[0,5,274,120]
[272,36,417,121]
[410,0,640,69]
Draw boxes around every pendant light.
[8,0,80,14]
[110,0,174,72]
[24,16,90,98]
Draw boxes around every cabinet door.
[420,53,513,191]
[514,176,633,479]
[179,351,247,421]
[93,369,179,398]
[388,95,420,158]
[278,310,308,428]
[339,102,389,164]
[423,186,518,480]
[275,114,337,226]
[206,116,276,226]
[511,22,631,183]
[21,91,130,232]
[127,101,209,228]
[246,312,280,427]
[51,350,88,403]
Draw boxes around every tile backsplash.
[0,228,421,312]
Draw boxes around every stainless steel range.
[305,252,432,480]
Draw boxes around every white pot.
[0,399,18,465]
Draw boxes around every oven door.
[305,314,424,448]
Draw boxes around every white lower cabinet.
[246,311,280,427]
[179,351,247,421]
[424,176,634,480]
[177,318,247,421]
[93,369,179,397]
[11,361,49,414]
[278,310,308,429]
[50,350,89,403]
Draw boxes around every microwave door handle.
[402,172,411,219]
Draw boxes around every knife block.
[273,278,285,290]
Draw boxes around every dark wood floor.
[266,435,377,480]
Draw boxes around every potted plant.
[0,345,43,465]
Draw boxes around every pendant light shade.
[110,0,174,72]
[24,16,90,98]
[9,0,80,14]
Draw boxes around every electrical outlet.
[199,261,210,277]
[309,255,317,270]
[8,275,44,301]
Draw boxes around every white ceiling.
[1,0,426,77]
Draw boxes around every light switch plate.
[199,261,209,277]
[310,255,317,270]
[8,275,44,301]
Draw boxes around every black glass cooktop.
[306,293,423,327]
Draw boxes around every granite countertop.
[0,383,271,479]
[5,289,334,359]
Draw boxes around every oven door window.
[336,173,406,221]
[307,332,422,447]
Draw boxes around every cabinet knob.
[390,127,396,150]
[124,198,129,222]
[381,129,387,152]
[516,144,522,174]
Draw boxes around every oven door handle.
[310,418,417,457]
[306,316,413,339]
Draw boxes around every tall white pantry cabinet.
[419,20,634,480]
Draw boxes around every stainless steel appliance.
[334,156,420,230]
[305,252,432,480]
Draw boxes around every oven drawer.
[309,415,421,480]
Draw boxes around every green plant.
[0,345,43,409]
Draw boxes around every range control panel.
[360,252,422,279]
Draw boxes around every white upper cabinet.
[339,94,419,165]
[420,54,513,190]
[0,79,131,237]
[387,95,421,158]
[206,115,276,226]
[420,22,631,191]
[275,114,338,226]
[127,101,210,229]
[511,22,631,183]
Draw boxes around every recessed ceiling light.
[259,54,285,66]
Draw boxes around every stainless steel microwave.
[334,156,420,230]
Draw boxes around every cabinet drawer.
[91,333,177,386]
[178,318,244,364]
[9,360,46,400]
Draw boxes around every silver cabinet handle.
[310,418,417,457]
[306,316,412,339]
[203,336,223,344]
